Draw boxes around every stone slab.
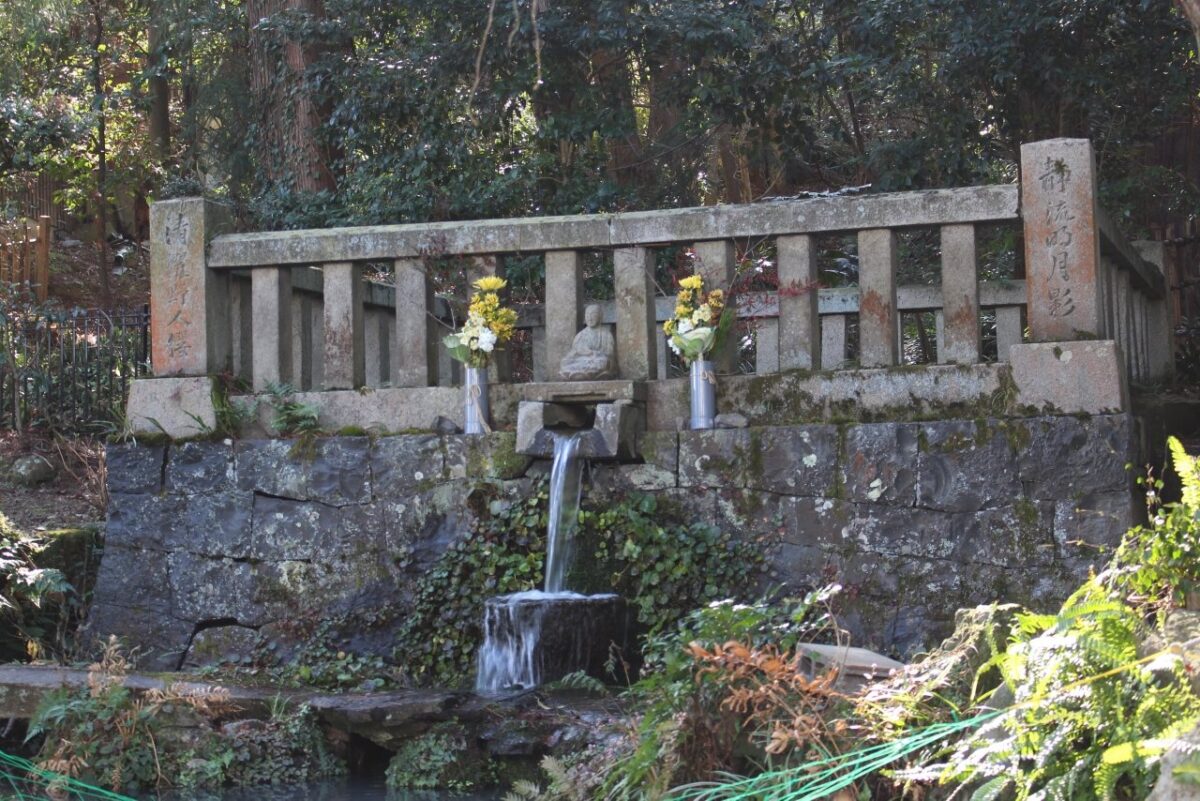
[516,380,647,405]
[1009,340,1128,414]
[126,376,219,439]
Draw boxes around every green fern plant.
[942,576,1200,801]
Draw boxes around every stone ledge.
[1009,340,1128,415]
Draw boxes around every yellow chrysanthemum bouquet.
[444,276,519,368]
[663,274,735,363]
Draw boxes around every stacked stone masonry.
[90,413,1136,670]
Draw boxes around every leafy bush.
[1110,436,1200,612]
[29,640,344,793]
[933,578,1200,801]
[385,723,490,790]
[600,591,843,801]
[0,512,74,661]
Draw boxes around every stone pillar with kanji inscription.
[1019,139,1103,342]
[149,198,233,375]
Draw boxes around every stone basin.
[476,591,631,694]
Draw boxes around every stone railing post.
[1133,240,1175,381]
[692,240,737,374]
[939,224,980,363]
[322,262,365,389]
[857,228,898,367]
[544,250,583,380]
[250,266,293,390]
[614,247,658,380]
[777,234,820,371]
[469,255,512,382]
[1019,139,1103,341]
[393,258,438,387]
[149,198,233,375]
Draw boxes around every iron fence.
[0,303,150,433]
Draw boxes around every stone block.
[841,423,918,505]
[1015,414,1133,500]
[949,504,1058,570]
[444,432,532,481]
[165,440,234,494]
[1053,491,1134,571]
[85,544,191,670]
[168,551,262,625]
[235,437,371,505]
[177,491,255,557]
[1009,340,1128,414]
[251,496,379,562]
[678,428,752,488]
[917,420,1021,512]
[106,492,183,550]
[183,624,261,669]
[126,376,218,439]
[754,426,840,496]
[106,443,165,494]
[371,435,445,498]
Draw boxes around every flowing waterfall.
[543,431,585,593]
[476,432,588,694]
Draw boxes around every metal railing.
[0,303,150,432]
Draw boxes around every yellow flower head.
[677,289,693,305]
[679,274,704,291]
[674,304,692,319]
[663,319,676,335]
[473,276,508,293]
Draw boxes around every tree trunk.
[147,13,171,162]
[91,0,112,307]
[1179,0,1200,50]
[246,0,336,193]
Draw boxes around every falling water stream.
[476,431,588,694]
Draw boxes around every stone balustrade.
[139,138,1172,437]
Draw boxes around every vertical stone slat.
[614,246,658,380]
[1132,241,1174,381]
[393,258,438,387]
[821,314,846,369]
[322,261,365,390]
[1019,138,1103,341]
[364,309,382,388]
[311,298,325,389]
[468,255,511,382]
[531,325,547,382]
[994,307,1023,361]
[297,295,314,390]
[233,277,253,384]
[939,224,980,364]
[692,240,737,374]
[250,266,293,391]
[857,228,899,367]
[755,319,780,374]
[777,234,820,371]
[1114,269,1131,376]
[544,250,583,380]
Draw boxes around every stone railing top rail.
[1096,208,1165,298]
[206,185,1020,268]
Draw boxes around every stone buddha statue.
[559,303,616,381]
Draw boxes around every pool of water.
[141,777,502,801]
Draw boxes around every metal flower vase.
[689,359,717,430]
[464,366,491,434]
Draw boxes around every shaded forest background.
[0,0,1198,240]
